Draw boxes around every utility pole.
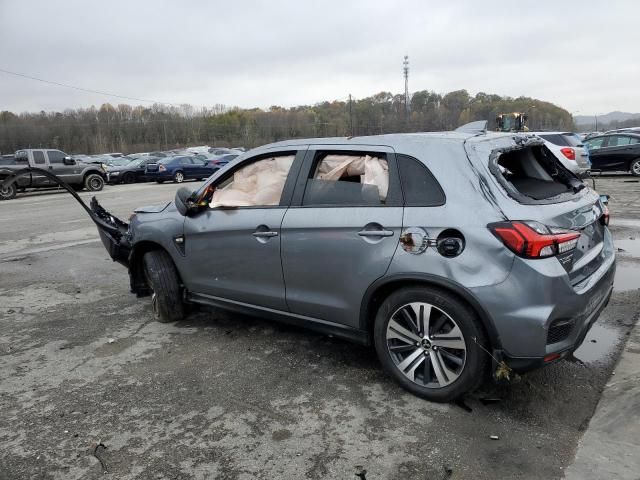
[348,94,353,136]
[403,55,410,125]
[163,120,168,150]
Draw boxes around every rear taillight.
[560,148,576,161]
[601,205,610,226]
[159,164,166,172]
[489,221,580,259]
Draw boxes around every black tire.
[143,250,185,323]
[373,286,489,402]
[630,158,640,177]
[122,172,136,184]
[0,182,17,200]
[173,171,185,183]
[84,173,105,191]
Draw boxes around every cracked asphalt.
[1,176,639,479]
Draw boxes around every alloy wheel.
[632,160,640,176]
[175,172,184,183]
[386,302,467,388]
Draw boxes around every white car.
[530,132,591,175]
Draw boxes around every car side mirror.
[175,186,197,216]
[63,156,76,165]
[599,194,610,205]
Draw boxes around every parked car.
[603,127,640,135]
[0,149,106,200]
[208,147,233,155]
[583,133,640,176]
[144,155,217,183]
[107,157,160,184]
[530,132,590,175]
[205,153,239,170]
[89,131,614,402]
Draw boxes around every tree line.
[0,89,574,155]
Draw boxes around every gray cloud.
[0,0,637,115]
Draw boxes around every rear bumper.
[470,227,616,366]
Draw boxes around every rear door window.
[33,151,46,164]
[586,138,605,150]
[302,153,392,206]
[397,154,445,206]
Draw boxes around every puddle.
[615,238,640,258]
[572,323,622,364]
[614,264,640,292]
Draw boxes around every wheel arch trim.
[359,273,502,350]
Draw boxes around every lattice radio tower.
[403,55,410,122]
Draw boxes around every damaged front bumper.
[90,197,132,267]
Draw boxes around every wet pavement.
[0,176,639,479]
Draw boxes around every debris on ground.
[480,397,501,405]
[354,465,367,479]
[490,435,499,440]
[92,441,108,473]
[107,338,115,344]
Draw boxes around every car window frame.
[289,145,402,208]
[396,154,446,207]
[32,151,46,165]
[198,148,306,211]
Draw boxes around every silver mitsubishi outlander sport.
[86,129,615,402]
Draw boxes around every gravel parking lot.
[1,176,639,479]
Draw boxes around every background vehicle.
[496,112,528,132]
[144,155,217,183]
[107,157,160,184]
[0,149,106,200]
[531,131,591,175]
[91,131,614,402]
[584,133,640,176]
[205,153,239,170]
[208,147,233,155]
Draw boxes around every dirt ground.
[1,175,638,479]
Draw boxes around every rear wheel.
[374,287,488,402]
[173,171,185,183]
[84,173,104,191]
[630,158,640,177]
[0,182,17,200]
[143,250,185,323]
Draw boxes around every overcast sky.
[0,0,638,115]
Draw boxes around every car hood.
[134,202,171,214]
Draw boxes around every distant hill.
[575,111,640,127]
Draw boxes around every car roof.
[587,132,640,140]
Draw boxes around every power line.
[0,67,182,107]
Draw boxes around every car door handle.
[252,231,278,238]
[358,229,394,237]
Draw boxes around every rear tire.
[630,158,640,177]
[143,250,185,323]
[84,173,104,191]
[0,182,17,200]
[173,171,185,183]
[373,286,489,402]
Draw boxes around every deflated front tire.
[143,250,185,323]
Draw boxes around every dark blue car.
[145,156,217,183]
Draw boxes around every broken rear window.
[492,144,584,203]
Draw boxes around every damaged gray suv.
[84,129,615,402]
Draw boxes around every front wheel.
[173,171,185,183]
[630,158,640,177]
[374,287,488,402]
[84,173,105,191]
[143,250,185,323]
[0,182,17,200]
